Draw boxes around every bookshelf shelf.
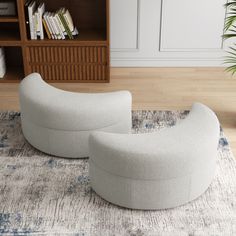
[26,29,107,46]
[0,30,21,42]
[0,66,24,83]
[0,47,23,82]
[0,17,19,23]
[0,0,110,83]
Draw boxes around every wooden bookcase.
[0,0,110,83]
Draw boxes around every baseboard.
[111,58,226,67]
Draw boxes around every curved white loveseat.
[19,73,132,158]
[89,103,220,210]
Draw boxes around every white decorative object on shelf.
[0,47,6,78]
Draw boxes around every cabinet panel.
[160,0,226,51]
[110,0,139,50]
[28,64,107,81]
[26,46,108,81]
[27,46,107,64]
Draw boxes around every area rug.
[0,111,235,236]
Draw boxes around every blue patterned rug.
[0,111,235,236]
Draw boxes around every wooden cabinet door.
[26,46,108,82]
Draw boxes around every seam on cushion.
[89,158,193,182]
[22,115,127,132]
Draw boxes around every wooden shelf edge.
[25,40,108,46]
[0,16,19,23]
[0,67,23,83]
[46,79,109,83]
[24,29,108,46]
[0,79,21,83]
[0,41,22,46]
[0,80,109,83]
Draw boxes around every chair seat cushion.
[89,103,220,180]
[89,103,220,209]
[19,73,132,158]
[20,73,131,131]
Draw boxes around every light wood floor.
[1,67,236,156]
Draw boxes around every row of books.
[25,1,79,40]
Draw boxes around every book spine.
[42,18,51,39]
[32,13,38,39]
[48,13,57,39]
[44,13,55,39]
[35,11,40,37]
[56,16,65,40]
[28,1,36,40]
[58,10,73,39]
[52,14,62,40]
[63,10,74,32]
[24,0,31,39]
[55,12,66,37]
[49,13,59,39]
[27,6,78,40]
[38,3,45,40]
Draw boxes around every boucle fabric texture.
[19,73,132,158]
[89,103,220,209]
[0,111,235,235]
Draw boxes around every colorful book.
[58,8,73,39]
[63,9,74,32]
[44,12,55,39]
[55,11,66,39]
[42,18,51,39]
[48,12,58,39]
[27,3,78,40]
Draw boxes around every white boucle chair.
[19,73,132,158]
[89,103,220,210]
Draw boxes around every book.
[44,12,55,39]
[48,12,58,39]
[52,13,63,40]
[63,8,78,36]
[28,1,36,39]
[55,12,66,39]
[32,12,38,39]
[42,18,51,39]
[24,0,32,39]
[37,2,45,40]
[48,12,60,39]
[58,8,73,39]
[63,9,74,32]
[63,8,79,36]
[27,3,78,40]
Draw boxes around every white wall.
[110,0,227,67]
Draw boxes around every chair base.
[89,159,216,210]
